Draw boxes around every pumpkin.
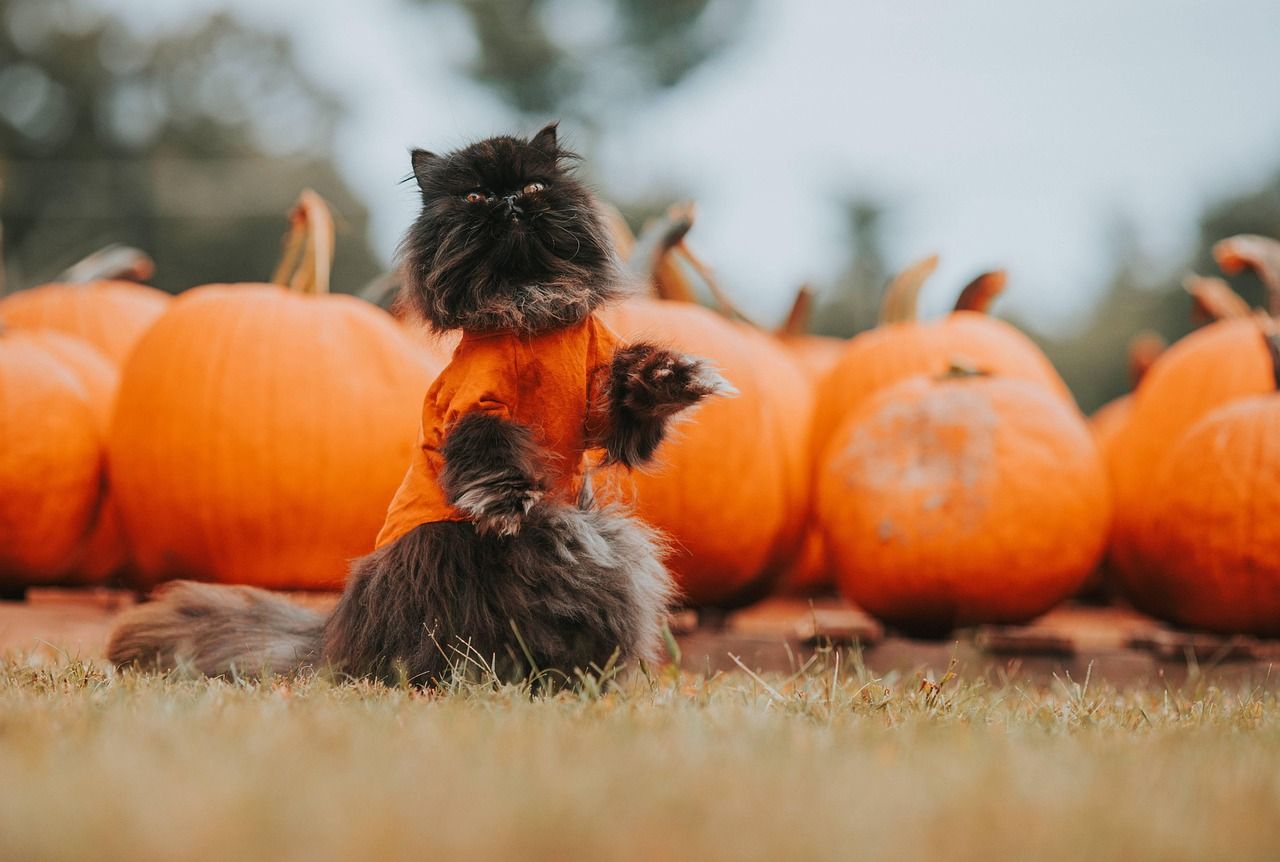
[1105,239,1280,590]
[810,259,1074,461]
[602,297,811,606]
[109,191,446,590]
[0,328,104,585]
[1126,325,1280,634]
[15,331,130,583]
[0,274,169,366]
[599,208,813,604]
[817,367,1110,633]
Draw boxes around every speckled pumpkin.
[817,370,1109,633]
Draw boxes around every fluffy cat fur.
[108,123,727,687]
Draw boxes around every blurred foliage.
[0,0,380,294]
[424,0,751,132]
[809,200,888,338]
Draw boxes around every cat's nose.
[502,194,523,217]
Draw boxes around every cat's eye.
[522,182,546,195]
[464,191,487,204]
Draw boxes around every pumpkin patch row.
[2,192,1279,639]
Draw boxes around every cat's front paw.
[454,483,543,537]
[614,345,735,418]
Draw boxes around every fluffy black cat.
[108,124,729,687]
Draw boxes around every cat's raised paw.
[613,345,735,419]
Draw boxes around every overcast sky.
[113,0,1280,333]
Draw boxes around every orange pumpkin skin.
[1129,395,1280,634]
[18,332,128,583]
[810,312,1075,461]
[0,333,103,584]
[0,280,170,365]
[109,285,445,590]
[601,298,811,606]
[779,333,844,381]
[1107,319,1273,582]
[818,374,1110,632]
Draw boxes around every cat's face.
[398,123,620,334]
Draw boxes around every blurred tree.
[0,0,380,293]
[415,0,753,229]
[809,199,888,337]
[430,0,751,132]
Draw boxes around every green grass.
[1,651,1277,861]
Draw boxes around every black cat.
[108,124,729,687]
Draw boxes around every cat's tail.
[106,580,326,677]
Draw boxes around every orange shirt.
[375,314,621,549]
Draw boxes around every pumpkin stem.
[56,245,156,285]
[952,270,1007,314]
[878,254,939,325]
[1184,273,1251,323]
[598,201,637,261]
[271,189,334,295]
[778,284,817,336]
[357,271,401,311]
[676,243,760,327]
[941,358,990,379]
[630,202,697,302]
[1214,234,1280,318]
[1126,331,1166,387]
[630,202,761,327]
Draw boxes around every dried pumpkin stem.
[1126,331,1166,387]
[676,242,760,328]
[953,270,1007,314]
[1184,274,1251,322]
[778,285,817,337]
[630,203,697,302]
[56,245,156,285]
[878,254,939,326]
[940,359,990,380]
[271,189,334,295]
[1214,234,1280,318]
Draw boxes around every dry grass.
[0,649,1277,862]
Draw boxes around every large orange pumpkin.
[1127,326,1280,634]
[109,191,446,590]
[810,260,1074,461]
[0,328,104,586]
[817,368,1110,633]
[601,208,815,605]
[1108,235,1280,602]
[0,278,169,366]
[602,297,811,606]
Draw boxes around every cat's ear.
[410,149,439,190]
[530,121,559,155]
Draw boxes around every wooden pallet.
[1,589,1276,684]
